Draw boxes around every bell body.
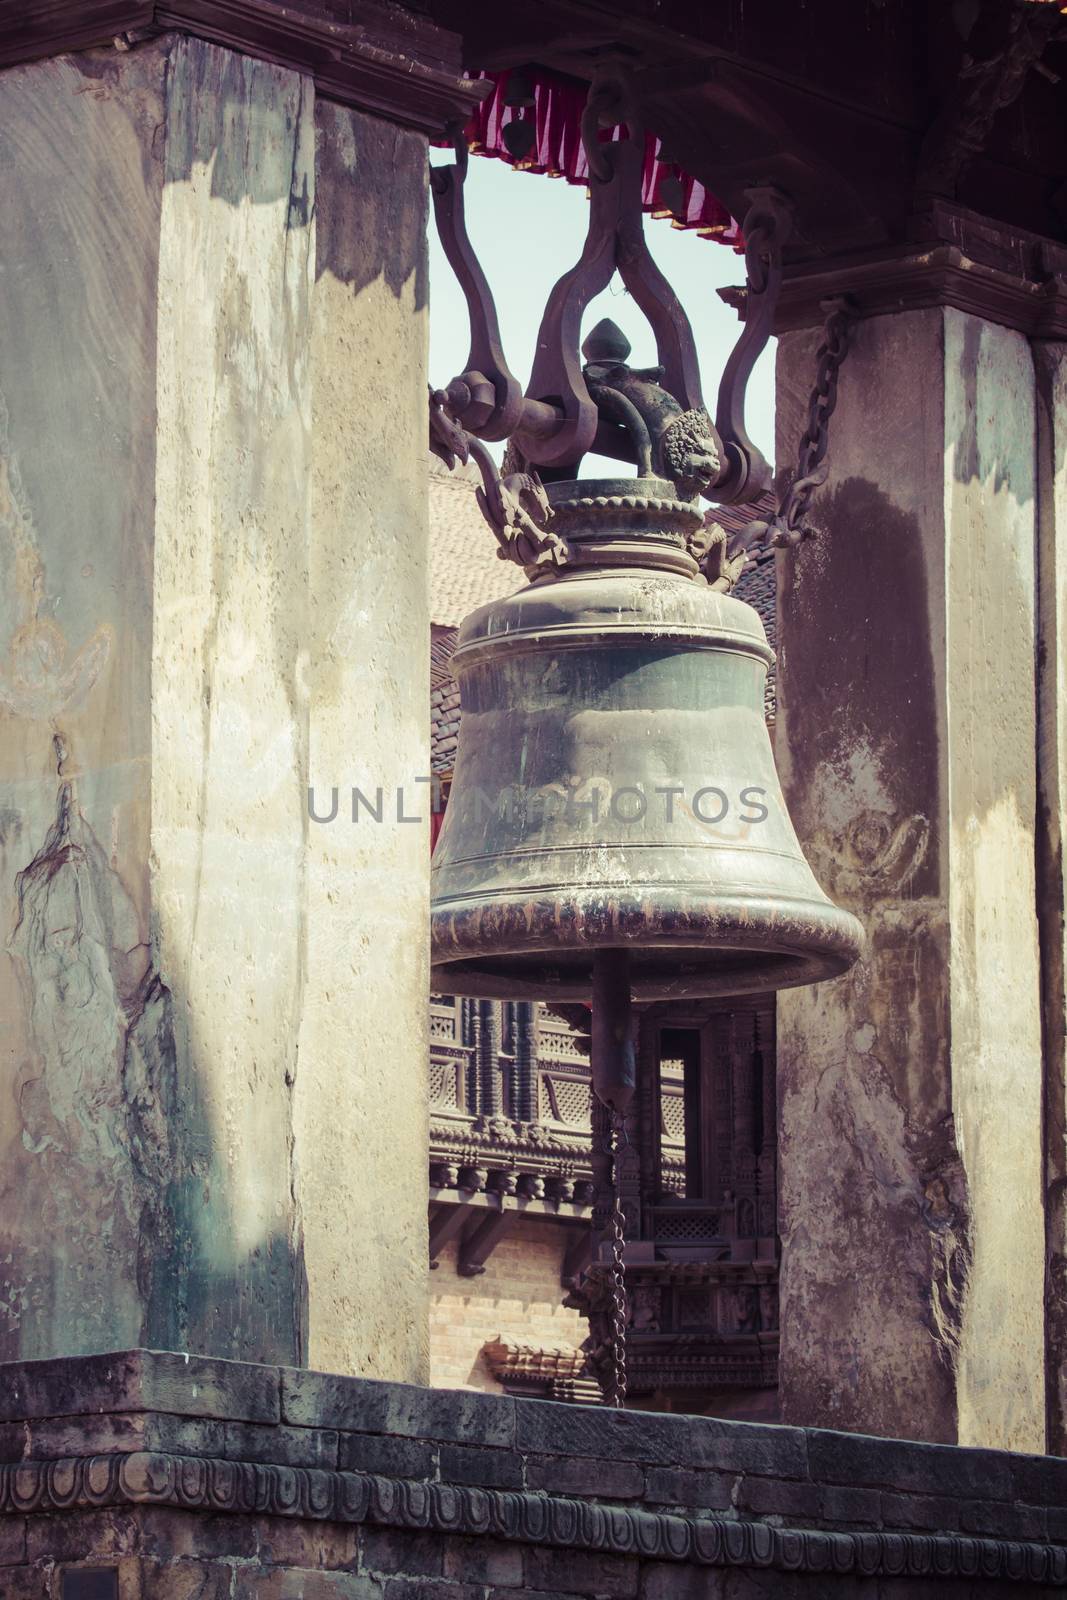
[431,526,864,1002]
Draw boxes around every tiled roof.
[428,465,778,771]
[431,623,461,773]
[431,622,458,690]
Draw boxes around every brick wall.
[429,1218,587,1390]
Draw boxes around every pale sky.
[427,151,775,477]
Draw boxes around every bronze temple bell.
[428,67,863,1123]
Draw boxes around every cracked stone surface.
[774,310,1045,1451]
[0,36,429,1381]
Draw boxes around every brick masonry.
[429,1220,587,1392]
[2,1352,1067,1594]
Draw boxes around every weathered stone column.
[775,302,1046,1449]
[1037,341,1067,1455]
[0,28,450,1378]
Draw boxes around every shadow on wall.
[777,474,940,908]
[1,762,310,1365]
[774,321,1043,1445]
[74,31,426,304]
[158,35,428,306]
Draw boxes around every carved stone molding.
[0,0,487,136]
[1,1451,1065,1585]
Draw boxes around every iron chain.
[774,296,856,548]
[604,1111,629,1409]
[724,294,856,567]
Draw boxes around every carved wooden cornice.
[429,1170,595,1208]
[626,1349,779,1392]
[770,245,1067,338]
[3,1449,1067,1586]
[716,204,1067,337]
[430,1112,594,1166]
[481,1338,601,1403]
[623,1258,778,1286]
[483,1338,589,1381]
[0,0,488,136]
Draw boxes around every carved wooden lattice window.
[538,1023,588,1063]
[659,1084,686,1143]
[659,1027,703,1199]
[429,996,459,1039]
[540,1072,591,1127]
[649,1207,726,1246]
[429,1059,460,1107]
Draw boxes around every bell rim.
[430,887,864,1002]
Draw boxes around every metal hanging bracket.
[428,62,798,565]
[516,63,708,470]
[428,65,746,477]
[430,122,525,441]
[712,185,794,504]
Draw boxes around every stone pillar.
[0,34,431,1379]
[775,305,1046,1450]
[1037,342,1067,1454]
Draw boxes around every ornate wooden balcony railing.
[428,995,597,1278]
[429,991,781,1410]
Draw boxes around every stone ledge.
[0,1350,281,1426]
[4,1351,1067,1593]
[4,1349,1067,1503]
[1,1450,1066,1586]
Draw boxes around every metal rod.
[591,948,636,1115]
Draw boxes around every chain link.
[603,1111,629,1409]
[723,295,856,569]
[773,296,856,548]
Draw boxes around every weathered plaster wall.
[151,35,315,1365]
[294,99,430,1382]
[0,37,431,1379]
[943,311,1043,1451]
[775,307,1044,1450]
[1036,341,1067,1455]
[0,44,166,1360]
[774,310,956,1443]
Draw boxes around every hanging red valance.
[439,69,741,247]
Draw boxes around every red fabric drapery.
[440,69,741,247]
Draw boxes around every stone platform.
[2,1351,1067,1596]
